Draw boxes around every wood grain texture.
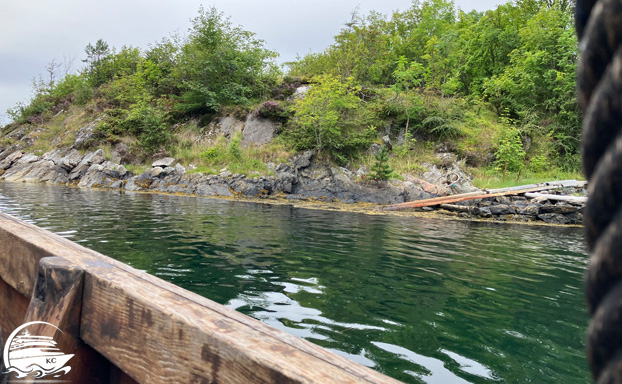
[0,213,402,384]
[14,257,110,384]
[0,277,29,346]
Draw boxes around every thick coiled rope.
[577,0,622,382]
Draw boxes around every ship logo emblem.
[3,321,73,379]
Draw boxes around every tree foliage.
[7,1,581,170]
[290,75,376,160]
[288,0,580,164]
[174,6,279,115]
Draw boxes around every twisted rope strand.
[577,0,622,381]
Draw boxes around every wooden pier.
[0,213,401,383]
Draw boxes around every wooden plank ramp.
[383,180,586,211]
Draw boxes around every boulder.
[111,143,132,164]
[78,162,128,188]
[403,182,432,201]
[17,154,40,164]
[39,164,69,184]
[565,212,584,225]
[490,204,515,215]
[73,121,98,149]
[60,149,84,171]
[540,203,579,214]
[202,117,245,143]
[369,143,382,155]
[241,116,278,147]
[9,160,67,184]
[422,162,479,195]
[1,161,38,181]
[152,157,176,168]
[41,149,68,165]
[151,167,165,178]
[5,151,23,163]
[275,164,297,193]
[292,151,313,170]
[291,85,310,99]
[495,196,512,205]
[382,135,392,151]
[519,204,542,216]
[193,179,234,197]
[174,164,186,174]
[0,151,22,170]
[79,149,106,167]
[68,149,106,181]
[538,213,570,225]
[474,207,493,218]
[125,172,156,191]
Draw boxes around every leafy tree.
[391,56,424,131]
[290,75,375,159]
[495,125,525,179]
[482,5,579,156]
[174,6,279,114]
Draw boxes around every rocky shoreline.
[426,193,585,225]
[0,147,586,225]
[0,148,442,203]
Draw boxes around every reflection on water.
[0,182,589,383]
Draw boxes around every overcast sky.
[0,0,502,125]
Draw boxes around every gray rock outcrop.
[0,144,582,225]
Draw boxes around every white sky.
[0,0,502,125]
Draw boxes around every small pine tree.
[371,146,393,181]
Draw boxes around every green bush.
[495,126,525,173]
[202,147,221,160]
[257,101,290,123]
[228,133,242,159]
[289,75,377,160]
[421,115,462,139]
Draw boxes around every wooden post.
[7,257,109,384]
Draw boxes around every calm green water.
[0,182,589,383]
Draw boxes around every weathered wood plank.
[524,193,588,204]
[438,204,474,213]
[0,213,402,384]
[0,276,29,346]
[384,180,588,211]
[13,257,110,384]
[486,180,586,193]
[0,226,48,298]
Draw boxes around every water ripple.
[0,182,589,384]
